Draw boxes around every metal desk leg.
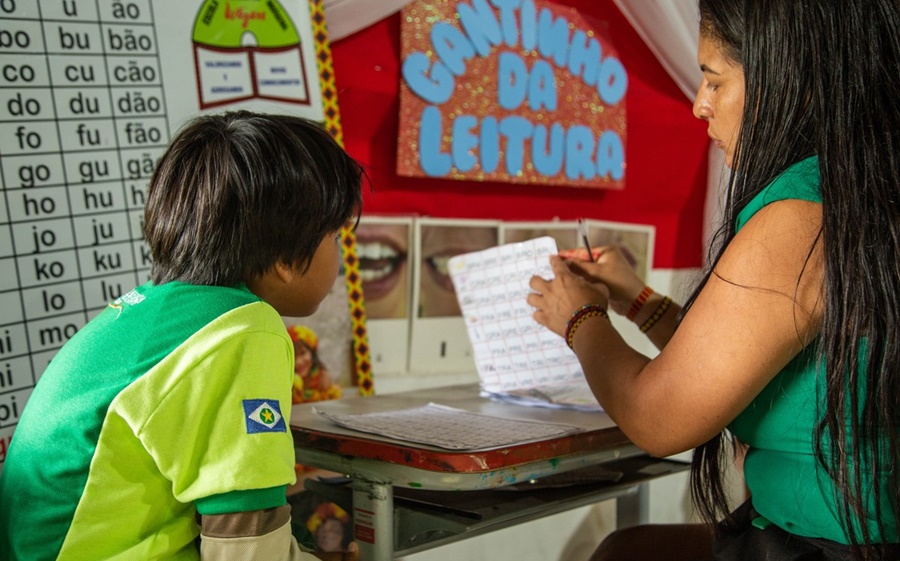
[351,479,394,561]
[616,482,650,528]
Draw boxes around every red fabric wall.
[330,0,710,268]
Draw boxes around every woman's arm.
[561,245,680,350]
[529,199,824,457]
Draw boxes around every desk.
[290,384,687,560]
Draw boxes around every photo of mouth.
[424,252,457,293]
[587,225,651,281]
[501,222,651,282]
[419,223,499,318]
[502,225,579,252]
[356,216,653,376]
[355,221,411,319]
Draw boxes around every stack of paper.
[447,237,601,411]
[314,403,581,451]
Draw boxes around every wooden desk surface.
[290,383,632,474]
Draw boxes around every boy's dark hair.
[144,111,364,286]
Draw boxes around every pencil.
[577,218,595,262]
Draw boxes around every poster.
[360,215,654,378]
[0,0,372,490]
[397,0,627,188]
[356,215,413,374]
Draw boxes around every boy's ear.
[272,262,295,284]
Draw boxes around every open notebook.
[447,237,601,411]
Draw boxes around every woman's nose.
[693,89,712,120]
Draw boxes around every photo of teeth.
[417,222,499,319]
[355,219,413,321]
[357,241,404,283]
[357,216,655,377]
[425,255,451,276]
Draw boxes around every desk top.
[290,384,632,474]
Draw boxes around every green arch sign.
[193,0,300,48]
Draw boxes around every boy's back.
[0,109,364,561]
[0,281,297,560]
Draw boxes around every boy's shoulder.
[102,282,276,345]
[132,281,262,309]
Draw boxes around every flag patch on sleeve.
[242,399,286,434]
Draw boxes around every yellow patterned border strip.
[308,0,374,396]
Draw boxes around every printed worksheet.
[447,237,600,410]
[315,403,581,451]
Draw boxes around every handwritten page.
[448,237,600,410]
[314,403,581,451]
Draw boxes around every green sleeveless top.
[730,156,897,544]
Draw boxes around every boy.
[0,112,364,561]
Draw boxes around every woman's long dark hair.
[686,0,900,554]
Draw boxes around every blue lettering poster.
[397,0,627,189]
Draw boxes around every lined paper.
[448,237,588,394]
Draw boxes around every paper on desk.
[486,381,602,412]
[314,403,582,451]
[448,237,602,411]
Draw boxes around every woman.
[529,1,899,559]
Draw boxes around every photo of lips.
[419,223,498,318]
[502,225,579,253]
[504,220,652,281]
[355,221,411,319]
[587,225,651,281]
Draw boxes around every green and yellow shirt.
[0,282,298,560]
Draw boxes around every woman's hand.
[528,255,610,337]
[559,245,647,317]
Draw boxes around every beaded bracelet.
[639,296,672,333]
[626,286,654,321]
[565,304,609,350]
